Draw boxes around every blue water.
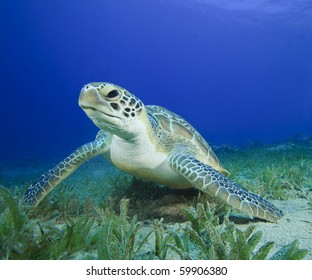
[1,0,312,161]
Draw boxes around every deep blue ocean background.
[1,0,312,161]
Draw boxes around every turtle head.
[79,82,146,139]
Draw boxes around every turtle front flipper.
[169,153,283,223]
[24,131,110,206]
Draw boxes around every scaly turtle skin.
[24,82,283,222]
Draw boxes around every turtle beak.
[79,84,122,127]
[79,85,101,110]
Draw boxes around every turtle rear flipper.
[24,131,110,206]
[170,153,284,223]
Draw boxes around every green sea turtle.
[24,82,283,222]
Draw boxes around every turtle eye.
[107,90,119,99]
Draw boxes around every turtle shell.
[146,105,229,176]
